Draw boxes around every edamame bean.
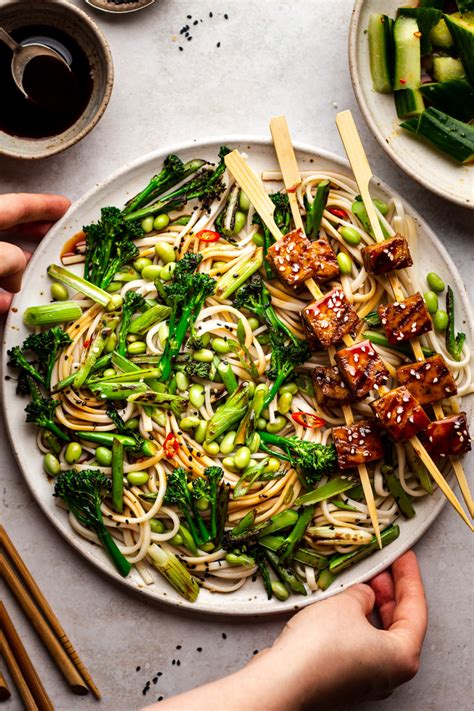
[106,281,122,293]
[252,232,264,246]
[239,191,250,212]
[176,371,189,392]
[248,432,261,453]
[427,272,445,293]
[266,415,287,434]
[280,382,298,395]
[150,518,165,534]
[125,417,139,431]
[189,384,205,409]
[248,317,260,331]
[277,392,293,414]
[373,199,388,215]
[95,447,112,466]
[226,553,255,567]
[158,322,169,344]
[433,309,448,331]
[339,226,361,246]
[271,581,289,601]
[170,533,184,546]
[195,497,210,511]
[234,446,251,470]
[337,252,353,275]
[256,418,267,431]
[219,431,237,454]
[222,456,238,471]
[203,441,220,456]
[51,282,69,301]
[127,333,141,343]
[194,420,208,444]
[160,262,176,281]
[106,294,123,312]
[264,457,280,473]
[104,333,117,353]
[233,211,246,234]
[141,264,162,281]
[193,348,214,363]
[200,542,215,552]
[153,214,170,231]
[261,408,270,420]
[127,471,149,486]
[211,337,231,354]
[180,416,201,431]
[103,368,116,378]
[141,216,154,233]
[155,242,176,264]
[424,291,439,314]
[43,453,60,476]
[127,340,147,355]
[133,257,153,273]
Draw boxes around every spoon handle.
[0,27,19,52]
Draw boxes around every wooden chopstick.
[0,670,11,702]
[269,115,383,548]
[0,603,53,711]
[0,632,38,710]
[0,526,100,699]
[335,110,474,529]
[0,555,89,696]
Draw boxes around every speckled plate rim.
[2,136,472,616]
[349,0,473,210]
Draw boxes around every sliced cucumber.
[394,15,422,89]
[394,88,425,118]
[429,18,454,48]
[444,11,474,84]
[368,13,394,93]
[401,107,474,164]
[420,79,474,122]
[432,55,466,80]
[398,7,442,55]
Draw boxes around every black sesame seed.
[224,13,228,19]
[216,42,221,48]
[209,11,213,17]
[179,47,183,51]
[176,645,181,650]
[253,650,258,655]
[196,647,202,652]
[136,666,141,672]
[222,632,227,639]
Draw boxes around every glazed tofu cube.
[311,238,340,283]
[378,292,432,344]
[267,229,319,291]
[397,354,457,405]
[302,319,322,352]
[420,413,471,457]
[335,339,389,398]
[302,288,360,349]
[313,365,356,407]
[332,418,384,470]
[361,234,413,275]
[370,386,430,442]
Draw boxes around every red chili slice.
[83,338,91,348]
[196,229,220,243]
[328,207,347,219]
[291,412,326,429]
[163,432,180,458]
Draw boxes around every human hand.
[0,193,70,313]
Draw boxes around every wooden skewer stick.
[0,632,38,711]
[0,670,11,702]
[0,526,100,699]
[269,116,382,548]
[0,555,89,696]
[336,110,474,525]
[0,603,53,711]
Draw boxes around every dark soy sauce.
[0,25,93,138]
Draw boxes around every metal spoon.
[0,27,71,100]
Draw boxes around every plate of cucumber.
[349,0,473,209]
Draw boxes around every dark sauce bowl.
[0,0,113,159]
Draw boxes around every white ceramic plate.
[349,0,473,209]
[2,138,472,616]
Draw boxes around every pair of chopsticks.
[0,525,100,706]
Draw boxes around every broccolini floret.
[54,469,131,577]
[252,192,291,277]
[164,468,211,547]
[22,327,72,389]
[24,377,69,443]
[117,290,146,356]
[258,431,337,487]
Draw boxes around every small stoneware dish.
[85,0,155,14]
[0,0,113,160]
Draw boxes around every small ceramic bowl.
[0,0,113,160]
[85,0,155,14]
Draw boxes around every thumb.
[0,241,28,292]
[342,583,376,617]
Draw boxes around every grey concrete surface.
[0,1,472,710]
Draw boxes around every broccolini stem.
[123,159,206,215]
[53,354,112,392]
[329,525,400,575]
[305,179,329,239]
[76,430,157,457]
[363,330,434,358]
[128,304,172,335]
[112,438,124,514]
[294,476,355,507]
[278,506,316,563]
[95,521,131,577]
[215,248,263,300]
[23,302,83,329]
[264,549,307,596]
[74,315,119,389]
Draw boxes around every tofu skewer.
[226,133,383,548]
[335,110,473,524]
